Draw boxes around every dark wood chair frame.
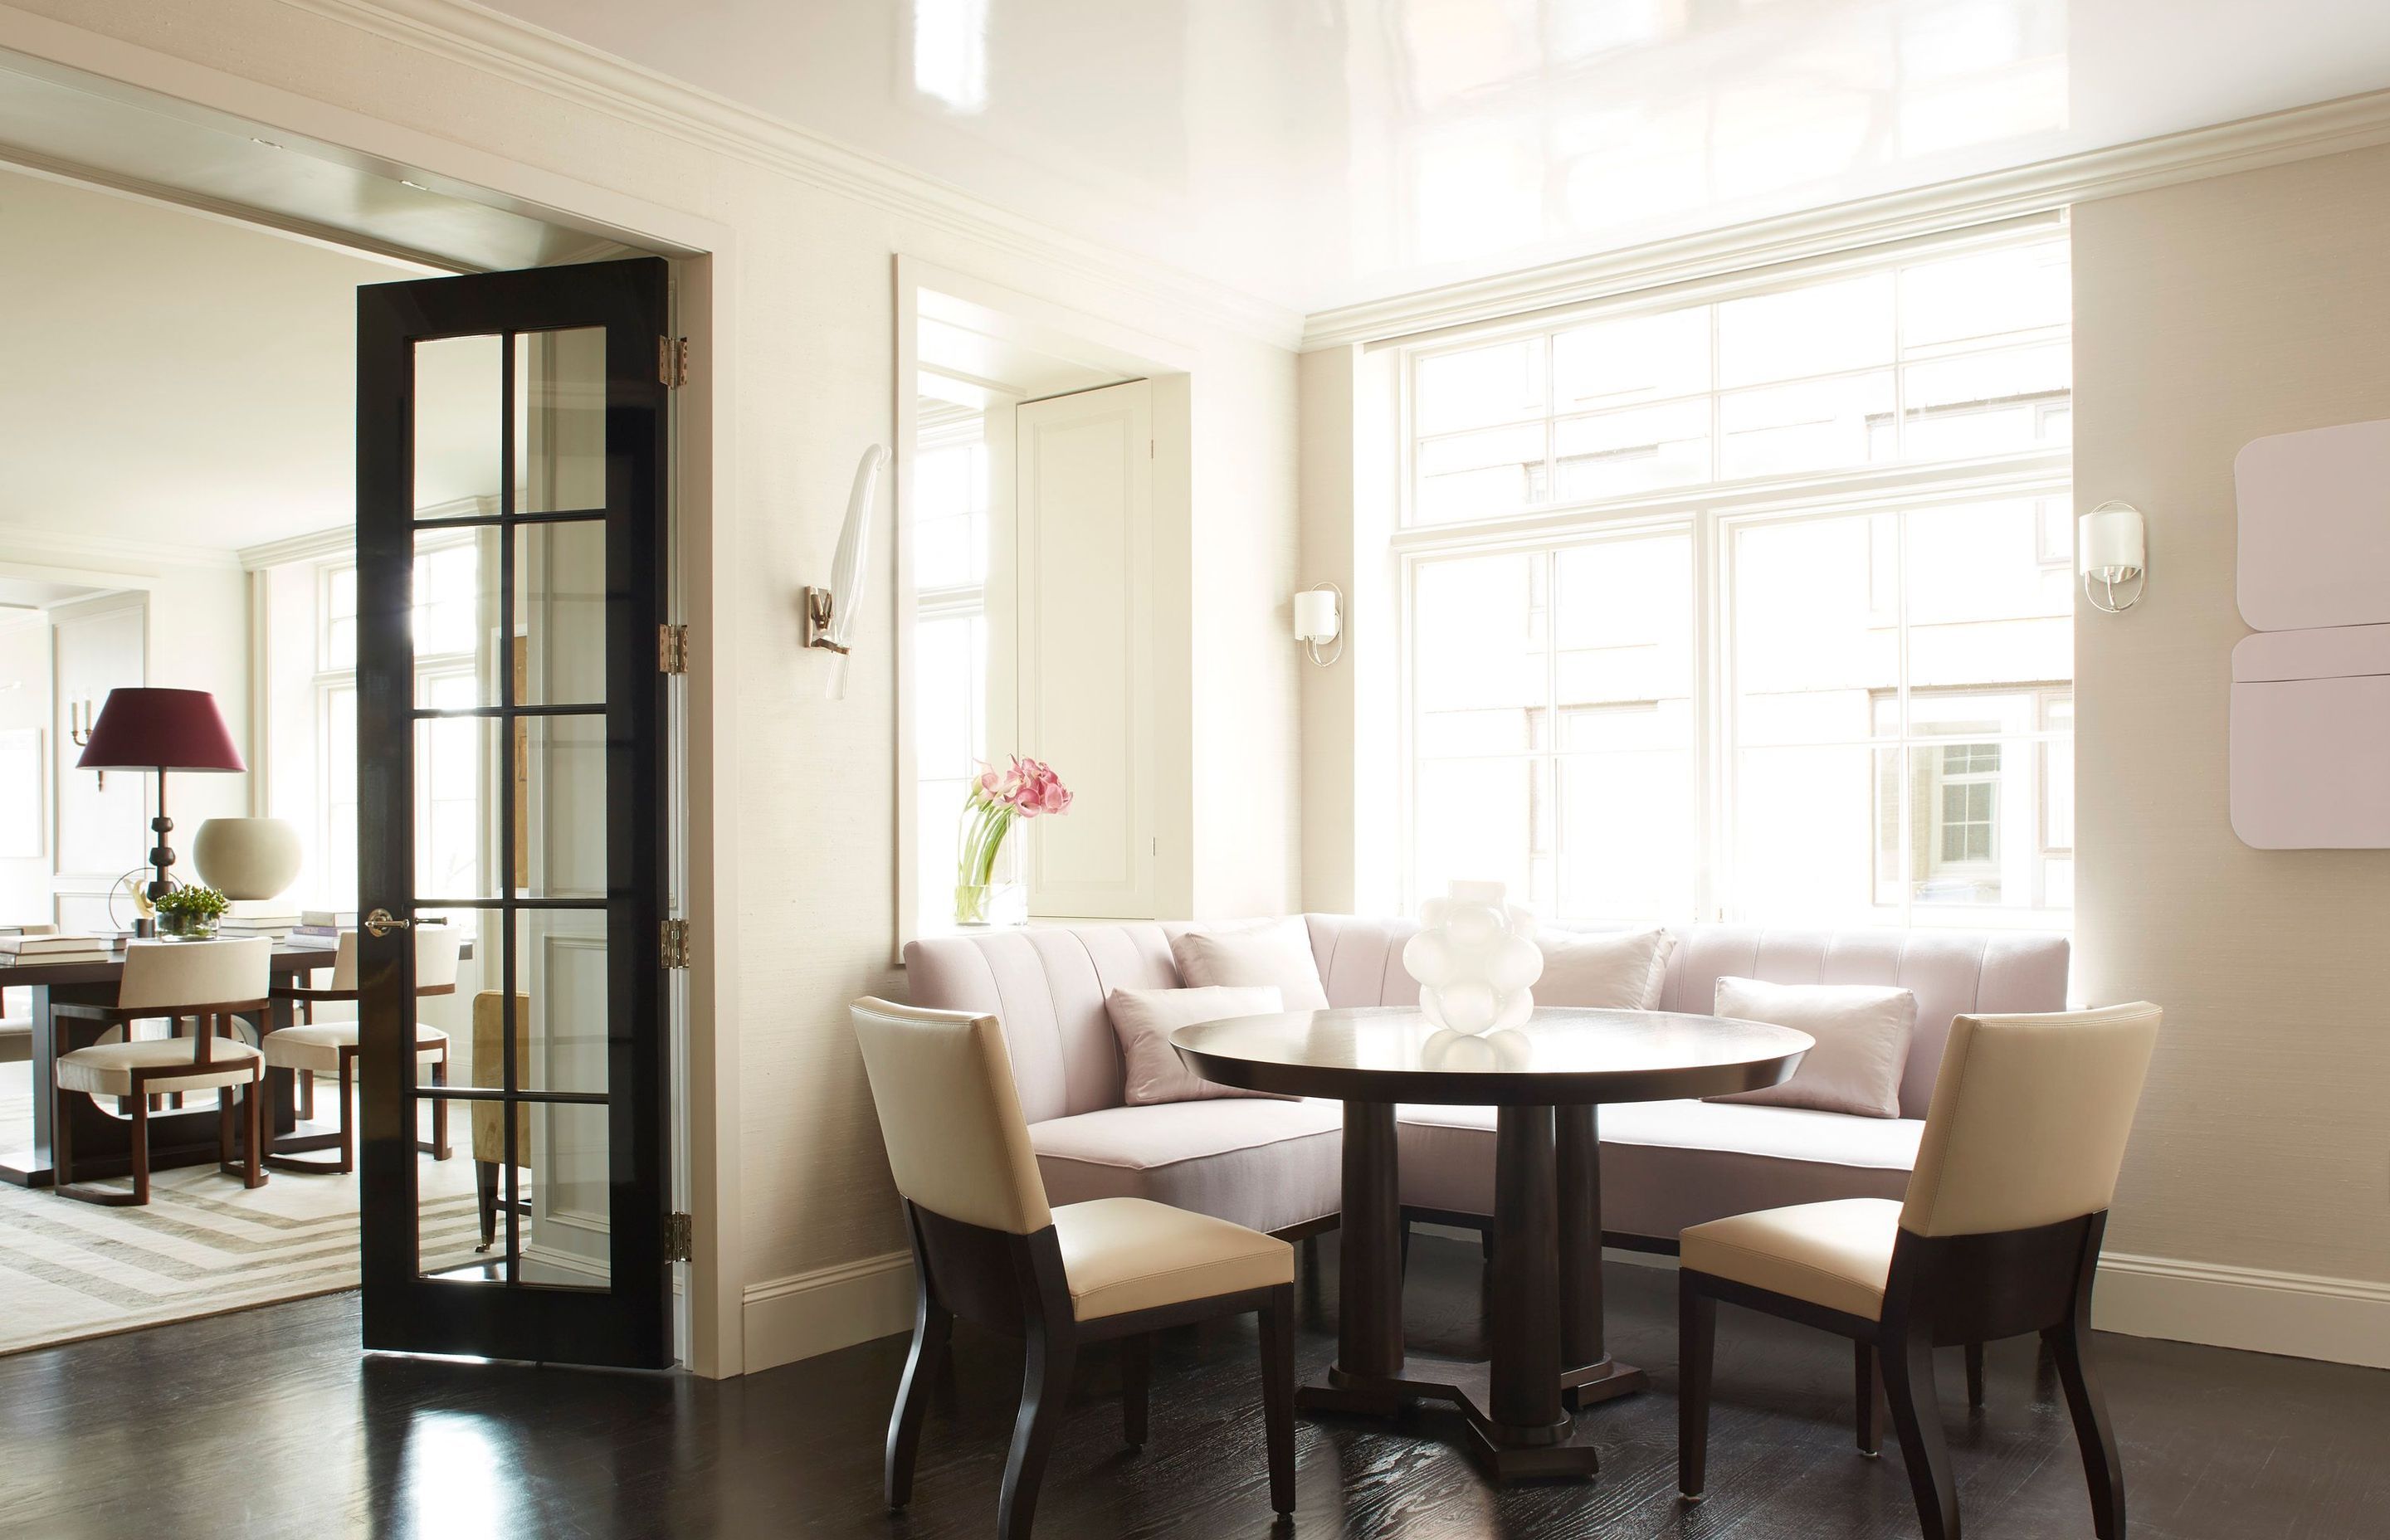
[887,1199,1297,1540]
[49,998,271,1206]
[1680,1211,2123,1540]
[265,979,455,1174]
[1400,1204,1991,1413]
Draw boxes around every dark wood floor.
[2,1231,2385,1539]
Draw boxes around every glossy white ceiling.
[490,0,2390,316]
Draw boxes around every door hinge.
[658,622,690,675]
[665,1211,695,1264]
[661,918,690,968]
[658,334,689,388]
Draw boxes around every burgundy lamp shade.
[75,688,246,772]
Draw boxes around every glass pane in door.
[515,328,608,514]
[412,334,504,519]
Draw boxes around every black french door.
[354,258,672,1367]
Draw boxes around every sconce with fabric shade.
[1295,582,1344,666]
[74,687,245,907]
[2079,501,2147,614]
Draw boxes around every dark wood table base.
[1301,1352,1651,1479]
[1305,1099,1648,1484]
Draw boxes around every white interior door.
[1011,379,1154,919]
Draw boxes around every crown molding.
[237,524,354,570]
[279,0,1305,348]
[0,520,239,575]
[1303,88,2390,349]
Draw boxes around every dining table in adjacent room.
[4,941,346,1189]
[1172,1005,1812,1482]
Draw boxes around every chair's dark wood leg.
[1964,1340,1986,1409]
[245,1077,265,1187]
[998,1313,1078,1540]
[1880,1322,1959,1540]
[476,1162,500,1251]
[1481,1226,1495,1264]
[337,1047,356,1174]
[885,1286,954,1509]
[1119,1332,1150,1449]
[1679,1274,1715,1499]
[129,1094,150,1206]
[427,1056,452,1159]
[2046,1320,2124,1538]
[1856,1339,1882,1456]
[1259,1283,1296,1516]
[218,1085,235,1168]
[297,1066,314,1121]
[1397,1214,1412,1274]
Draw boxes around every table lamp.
[75,687,246,911]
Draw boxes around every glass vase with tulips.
[955,756,1072,926]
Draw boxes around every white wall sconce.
[2079,500,2147,614]
[1295,582,1344,665]
[801,445,890,696]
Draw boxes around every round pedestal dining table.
[1172,1005,1812,1483]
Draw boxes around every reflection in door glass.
[515,328,608,514]
[412,334,504,518]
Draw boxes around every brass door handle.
[364,908,412,937]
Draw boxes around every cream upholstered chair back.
[851,997,1053,1235]
[1900,1002,2161,1239]
[327,924,462,992]
[118,937,271,1011]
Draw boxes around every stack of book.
[221,901,303,941]
[290,909,359,951]
[0,932,112,967]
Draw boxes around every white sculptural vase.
[1402,880,1544,1036]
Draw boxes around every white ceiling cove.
[0,167,444,554]
[487,0,2390,314]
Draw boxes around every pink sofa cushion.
[1028,1098,1344,1235]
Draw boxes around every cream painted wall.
[1295,344,1401,918]
[7,0,1301,1358]
[2074,144,2390,1294]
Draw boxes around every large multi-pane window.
[1405,231,2071,929]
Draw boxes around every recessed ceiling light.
[249,136,282,149]
[401,178,430,192]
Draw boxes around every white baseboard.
[731,1241,2390,1378]
[743,1250,915,1372]
[2093,1252,2390,1371]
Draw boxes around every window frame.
[1393,227,2075,931]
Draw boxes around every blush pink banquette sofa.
[901,917,2069,1248]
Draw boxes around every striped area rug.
[0,1061,487,1355]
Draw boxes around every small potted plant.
[152,883,230,941]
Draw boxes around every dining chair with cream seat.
[261,926,461,1174]
[849,997,1297,1540]
[49,938,273,1206]
[1677,1003,2162,1540]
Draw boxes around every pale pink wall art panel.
[2230,418,2390,848]
[2234,418,2390,631]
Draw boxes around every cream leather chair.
[850,997,1297,1540]
[1677,1002,2161,1540]
[50,938,273,1206]
[261,926,461,1173]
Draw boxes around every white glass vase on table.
[1402,880,1544,1036]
